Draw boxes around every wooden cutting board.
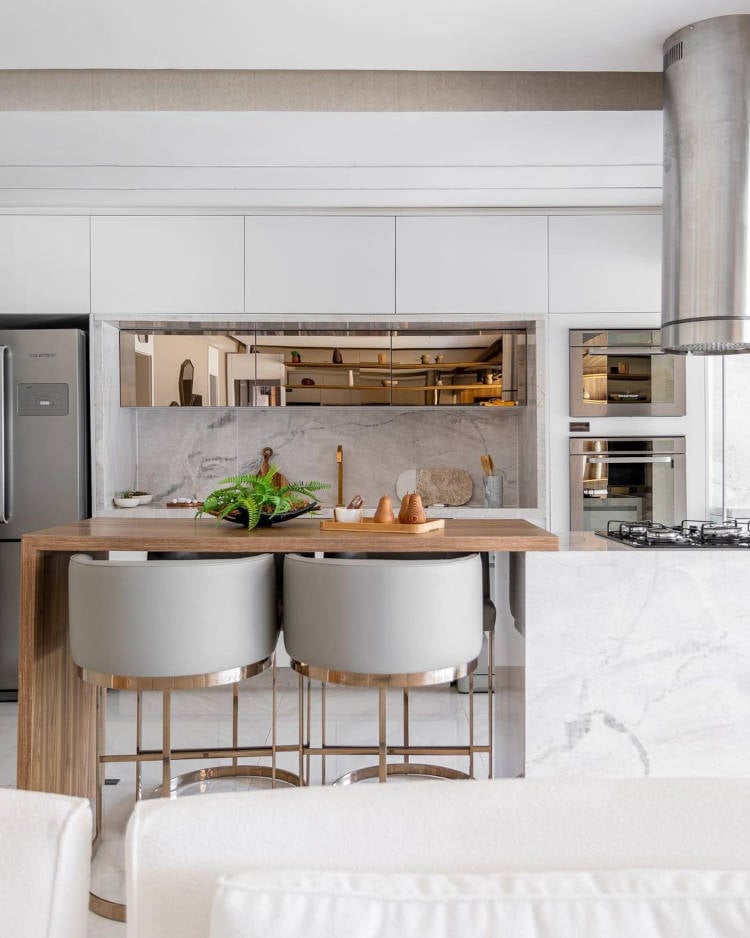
[320,519,445,534]
[395,468,473,506]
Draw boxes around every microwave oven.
[569,329,686,417]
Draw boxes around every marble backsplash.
[135,407,523,508]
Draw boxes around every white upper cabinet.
[549,214,662,314]
[91,216,244,315]
[245,216,395,317]
[396,216,548,317]
[0,216,90,314]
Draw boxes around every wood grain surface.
[23,517,559,553]
[17,517,557,795]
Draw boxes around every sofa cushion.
[0,788,92,938]
[210,868,750,938]
[126,779,750,938]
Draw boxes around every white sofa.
[0,787,92,938]
[126,778,750,938]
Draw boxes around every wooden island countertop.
[23,516,559,554]
[17,516,557,797]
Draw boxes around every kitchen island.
[514,533,750,777]
[17,516,558,797]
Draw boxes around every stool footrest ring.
[332,762,470,786]
[150,764,301,798]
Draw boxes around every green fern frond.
[196,463,329,529]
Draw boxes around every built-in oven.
[570,437,686,531]
[569,329,686,417]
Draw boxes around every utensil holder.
[482,475,503,508]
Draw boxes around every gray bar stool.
[69,552,295,920]
[283,552,485,785]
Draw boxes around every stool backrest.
[69,554,277,679]
[283,553,483,675]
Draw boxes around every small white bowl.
[135,493,153,505]
[334,507,364,523]
[113,496,140,508]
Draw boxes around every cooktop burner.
[599,519,750,548]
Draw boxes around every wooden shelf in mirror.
[118,322,527,408]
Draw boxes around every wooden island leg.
[17,543,96,798]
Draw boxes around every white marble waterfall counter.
[513,536,750,777]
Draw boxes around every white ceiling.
[1,0,748,71]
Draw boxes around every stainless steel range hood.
[662,15,750,354]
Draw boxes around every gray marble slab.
[130,406,523,508]
[136,408,238,502]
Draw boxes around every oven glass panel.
[581,351,675,406]
[581,456,676,530]
[570,329,686,418]
[581,352,674,404]
[570,437,685,531]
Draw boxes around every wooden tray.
[319,518,445,534]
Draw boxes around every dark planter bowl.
[210,501,319,529]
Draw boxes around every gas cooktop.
[598,519,750,548]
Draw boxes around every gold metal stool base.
[154,764,301,797]
[89,891,126,922]
[90,766,300,923]
[332,762,470,786]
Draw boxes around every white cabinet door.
[245,216,395,317]
[0,216,90,314]
[91,216,244,315]
[396,216,548,317]
[549,214,662,314]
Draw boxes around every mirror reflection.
[119,325,527,407]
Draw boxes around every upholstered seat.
[283,552,485,783]
[68,552,284,919]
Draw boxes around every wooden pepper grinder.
[404,492,427,524]
[398,493,411,523]
[373,494,395,523]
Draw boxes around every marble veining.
[521,550,750,777]
[136,408,239,501]
[134,406,524,509]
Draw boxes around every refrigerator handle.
[0,346,10,524]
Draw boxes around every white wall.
[0,110,661,209]
[707,355,750,518]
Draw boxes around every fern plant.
[196,464,329,530]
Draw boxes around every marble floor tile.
[0,666,518,938]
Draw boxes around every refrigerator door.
[0,541,20,699]
[0,345,10,524]
[0,330,88,538]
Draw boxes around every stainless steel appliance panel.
[570,437,686,531]
[569,329,686,417]
[0,329,88,699]
[0,542,20,697]
[0,330,87,539]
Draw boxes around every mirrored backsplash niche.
[133,406,527,510]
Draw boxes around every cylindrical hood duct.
[662,15,750,354]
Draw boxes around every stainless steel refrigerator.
[0,329,88,700]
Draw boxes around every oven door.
[570,438,687,531]
[569,329,686,417]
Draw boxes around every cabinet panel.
[91,216,244,315]
[245,216,395,317]
[0,216,89,314]
[396,216,548,316]
[549,214,662,314]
